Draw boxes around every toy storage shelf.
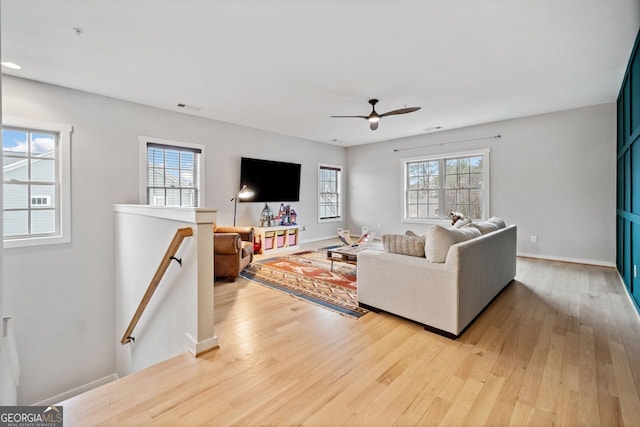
[254,225,300,255]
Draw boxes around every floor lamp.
[232,185,254,226]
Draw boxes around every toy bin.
[264,231,276,250]
[253,235,262,254]
[288,229,298,246]
[276,230,286,248]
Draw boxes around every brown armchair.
[214,225,254,281]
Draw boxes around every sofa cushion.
[467,216,506,235]
[382,234,425,257]
[425,225,481,263]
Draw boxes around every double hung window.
[2,118,72,247]
[142,139,204,207]
[403,149,489,221]
[318,164,342,221]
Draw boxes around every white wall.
[115,206,216,377]
[1,75,346,404]
[0,343,16,406]
[346,104,616,265]
[0,23,18,404]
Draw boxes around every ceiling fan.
[330,99,421,130]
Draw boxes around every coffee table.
[326,243,383,271]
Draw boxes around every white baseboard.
[517,252,616,268]
[185,333,218,357]
[33,373,118,406]
[614,271,640,324]
[299,235,338,244]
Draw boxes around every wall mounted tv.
[239,157,301,202]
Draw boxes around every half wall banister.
[121,227,193,345]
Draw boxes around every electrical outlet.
[530,235,538,243]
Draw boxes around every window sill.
[318,217,342,224]
[4,234,70,249]
[402,218,452,227]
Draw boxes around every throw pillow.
[382,234,426,257]
[405,230,428,239]
[453,218,472,229]
[486,216,506,229]
[467,216,506,235]
[466,222,498,234]
[425,225,481,263]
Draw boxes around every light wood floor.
[62,244,640,426]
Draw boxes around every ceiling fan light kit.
[330,99,421,131]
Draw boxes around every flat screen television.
[239,157,301,202]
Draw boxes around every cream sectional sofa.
[357,224,517,338]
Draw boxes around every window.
[403,149,489,221]
[318,164,342,222]
[139,137,205,207]
[2,118,72,248]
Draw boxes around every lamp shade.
[237,185,254,199]
[232,185,254,226]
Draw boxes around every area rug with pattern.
[240,250,368,318]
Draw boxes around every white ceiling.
[1,1,639,146]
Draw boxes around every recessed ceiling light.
[1,62,22,70]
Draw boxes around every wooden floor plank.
[610,341,640,426]
[463,374,506,426]
[438,377,484,426]
[579,324,602,425]
[58,246,640,426]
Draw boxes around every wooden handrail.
[121,227,193,345]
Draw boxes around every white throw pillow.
[405,230,428,239]
[467,216,505,235]
[425,225,481,263]
[469,216,506,234]
[453,218,472,229]
[467,222,498,234]
[486,217,506,229]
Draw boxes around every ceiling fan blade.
[329,115,369,119]
[370,121,379,131]
[380,106,421,117]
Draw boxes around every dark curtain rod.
[393,134,501,153]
